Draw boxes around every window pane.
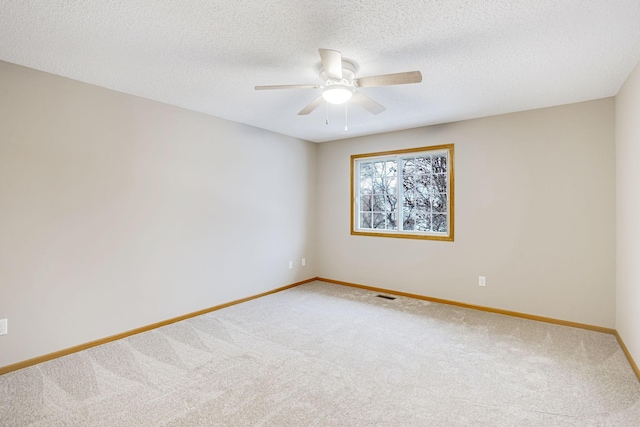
[431,194,447,213]
[389,198,397,212]
[387,192,398,209]
[360,177,372,195]
[386,212,398,230]
[374,161,385,177]
[403,174,415,192]
[402,158,416,174]
[360,195,372,211]
[403,209,415,230]
[414,175,433,196]
[373,195,388,211]
[387,176,397,195]
[415,194,430,210]
[372,174,385,194]
[433,155,447,173]
[434,174,447,193]
[360,212,372,229]
[402,188,416,208]
[385,160,397,176]
[414,210,431,231]
[373,212,386,229]
[360,162,373,178]
[415,156,432,174]
[433,214,447,232]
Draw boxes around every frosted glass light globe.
[322,85,353,104]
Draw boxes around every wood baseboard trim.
[0,278,315,376]
[316,277,615,334]
[614,331,640,382]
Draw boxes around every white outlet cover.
[0,318,7,335]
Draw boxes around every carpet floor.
[1,281,639,426]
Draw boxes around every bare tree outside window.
[351,145,454,241]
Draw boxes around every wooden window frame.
[350,144,454,241]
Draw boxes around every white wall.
[0,61,317,367]
[317,99,616,327]
[616,60,640,367]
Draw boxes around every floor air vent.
[376,294,397,300]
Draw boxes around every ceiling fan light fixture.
[322,85,353,104]
[255,48,421,117]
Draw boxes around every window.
[351,144,454,241]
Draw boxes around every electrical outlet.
[0,318,7,335]
[288,260,293,269]
[479,276,486,287]
[301,258,306,267]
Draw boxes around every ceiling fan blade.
[351,92,386,115]
[355,71,422,88]
[297,96,324,115]
[255,84,319,90]
[319,48,343,80]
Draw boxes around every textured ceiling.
[1,1,640,143]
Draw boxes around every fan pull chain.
[344,103,348,132]
[325,102,329,125]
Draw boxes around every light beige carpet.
[1,281,639,426]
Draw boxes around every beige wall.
[317,99,616,327]
[0,58,624,369]
[616,60,640,367]
[0,61,317,367]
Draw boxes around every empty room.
[1,1,640,425]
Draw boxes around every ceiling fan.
[255,48,422,116]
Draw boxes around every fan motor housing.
[319,58,359,85]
